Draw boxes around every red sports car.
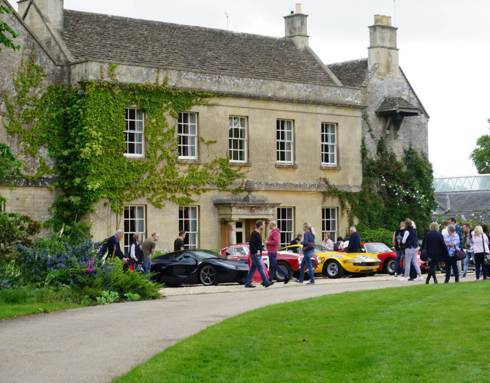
[363,242,397,274]
[220,244,318,281]
[362,242,427,274]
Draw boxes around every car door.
[170,252,198,282]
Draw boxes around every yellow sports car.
[281,244,381,278]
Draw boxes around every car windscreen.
[365,243,391,253]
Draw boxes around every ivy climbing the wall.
[324,138,436,237]
[4,60,243,236]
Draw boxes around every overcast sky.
[9,0,490,177]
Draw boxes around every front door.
[235,221,244,244]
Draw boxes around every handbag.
[454,249,466,261]
[482,235,490,266]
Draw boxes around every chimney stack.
[284,3,309,49]
[18,0,64,33]
[368,15,399,76]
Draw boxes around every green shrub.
[124,292,141,302]
[359,227,394,246]
[0,212,40,264]
[96,291,119,305]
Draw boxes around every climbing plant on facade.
[324,138,436,236]
[4,59,243,234]
[0,3,19,52]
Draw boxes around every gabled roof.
[328,58,429,117]
[327,59,368,87]
[61,10,337,86]
[376,97,419,116]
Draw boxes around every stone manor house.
[0,0,428,251]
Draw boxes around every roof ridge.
[328,58,367,66]
[63,9,285,41]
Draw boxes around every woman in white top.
[471,226,489,280]
[322,233,334,251]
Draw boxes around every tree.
[471,120,490,174]
[0,3,19,52]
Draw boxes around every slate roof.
[328,59,368,87]
[376,97,420,115]
[62,10,336,86]
[435,191,490,222]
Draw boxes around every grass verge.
[0,287,81,320]
[115,282,490,383]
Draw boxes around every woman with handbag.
[471,225,488,280]
[443,225,461,283]
[422,222,448,284]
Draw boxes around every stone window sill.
[178,158,200,165]
[320,164,340,171]
[275,163,298,169]
[229,161,252,168]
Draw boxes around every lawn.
[0,287,81,320]
[0,302,80,320]
[115,282,490,383]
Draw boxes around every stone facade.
[0,1,428,251]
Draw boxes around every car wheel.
[199,265,217,286]
[384,259,396,275]
[275,262,292,282]
[323,260,343,279]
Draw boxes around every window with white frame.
[322,207,337,242]
[178,112,198,159]
[124,108,144,157]
[276,119,294,164]
[123,205,146,255]
[321,122,337,166]
[229,116,248,163]
[277,207,294,246]
[179,206,199,249]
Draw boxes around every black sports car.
[151,250,249,287]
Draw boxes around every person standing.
[98,230,128,268]
[142,233,159,275]
[393,221,406,277]
[443,225,460,283]
[174,231,186,251]
[462,224,473,278]
[129,234,143,271]
[422,222,448,284]
[289,233,302,252]
[266,221,289,284]
[400,219,422,281]
[345,226,361,253]
[298,222,316,285]
[244,220,272,288]
[471,225,489,281]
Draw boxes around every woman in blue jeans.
[298,222,316,285]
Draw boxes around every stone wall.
[0,0,63,153]
[0,186,55,222]
[89,190,348,252]
[362,68,429,158]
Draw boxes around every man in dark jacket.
[98,230,127,266]
[244,220,272,288]
[345,226,361,253]
[423,222,449,284]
